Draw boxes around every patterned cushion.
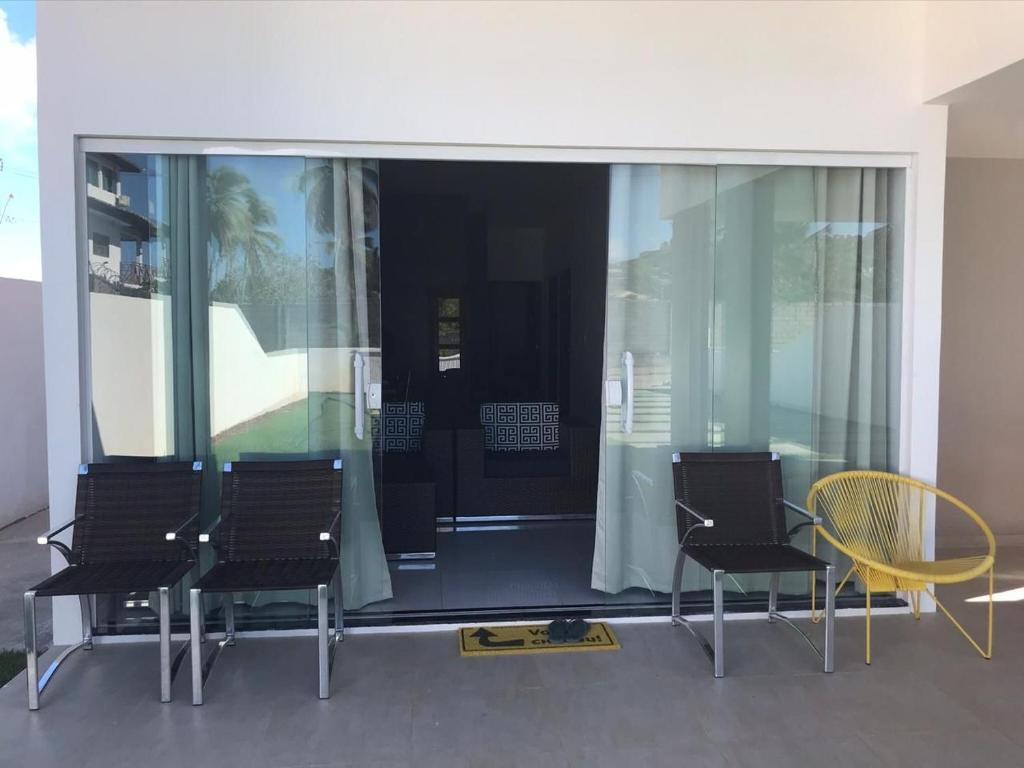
[372,402,426,453]
[480,402,559,451]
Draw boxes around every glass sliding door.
[303,158,391,611]
[82,151,391,634]
[595,162,904,608]
[84,153,194,632]
[594,165,716,597]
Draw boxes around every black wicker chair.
[189,458,344,704]
[25,461,203,710]
[670,452,836,677]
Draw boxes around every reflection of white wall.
[92,295,367,446]
[0,278,48,528]
[209,303,308,436]
[90,292,174,456]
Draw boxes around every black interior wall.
[379,160,609,429]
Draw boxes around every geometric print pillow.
[372,401,426,453]
[480,402,559,451]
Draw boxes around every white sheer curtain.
[592,165,716,594]
[593,164,903,598]
[306,158,392,610]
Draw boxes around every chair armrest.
[36,517,77,546]
[38,518,79,565]
[783,499,821,537]
[165,511,201,541]
[675,500,713,548]
[319,509,343,556]
[165,511,201,560]
[675,499,714,528]
[198,517,222,544]
[783,499,821,525]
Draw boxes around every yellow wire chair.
[807,471,995,664]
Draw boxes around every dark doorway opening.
[371,159,610,615]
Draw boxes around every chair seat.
[683,543,829,574]
[889,554,993,583]
[30,560,195,597]
[194,558,339,593]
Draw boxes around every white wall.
[37,0,949,641]
[0,278,48,528]
[938,158,1024,544]
[925,0,1024,101]
[944,59,1024,160]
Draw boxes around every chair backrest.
[218,459,343,562]
[480,402,560,452]
[672,452,787,546]
[807,471,936,567]
[72,461,202,564]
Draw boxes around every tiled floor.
[364,521,669,615]
[0,536,1020,767]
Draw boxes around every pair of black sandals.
[547,618,589,643]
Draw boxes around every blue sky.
[0,1,38,281]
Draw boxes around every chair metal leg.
[926,583,995,660]
[199,595,207,644]
[768,573,780,623]
[79,594,94,650]
[334,567,344,641]
[824,565,836,673]
[317,584,330,699]
[224,593,236,646]
[25,591,39,711]
[158,587,171,703]
[670,547,686,625]
[987,565,994,659]
[712,569,725,678]
[190,588,204,705]
[865,578,872,666]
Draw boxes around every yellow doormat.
[458,622,620,656]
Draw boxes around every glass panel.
[304,157,391,612]
[596,164,716,603]
[86,152,189,632]
[202,155,315,627]
[87,154,177,461]
[84,152,392,634]
[596,163,903,610]
[713,165,903,599]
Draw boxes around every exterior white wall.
[938,157,1024,545]
[924,0,1024,101]
[38,0,949,642]
[0,278,48,528]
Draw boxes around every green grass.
[212,398,311,461]
[0,649,26,688]
[211,394,352,461]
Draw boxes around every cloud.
[0,7,39,282]
[0,8,37,166]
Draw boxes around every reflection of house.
[86,154,155,287]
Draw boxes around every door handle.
[621,350,634,435]
[353,352,365,440]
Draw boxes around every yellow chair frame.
[807,470,995,663]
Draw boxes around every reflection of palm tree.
[298,161,380,237]
[207,166,283,297]
[297,161,382,342]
